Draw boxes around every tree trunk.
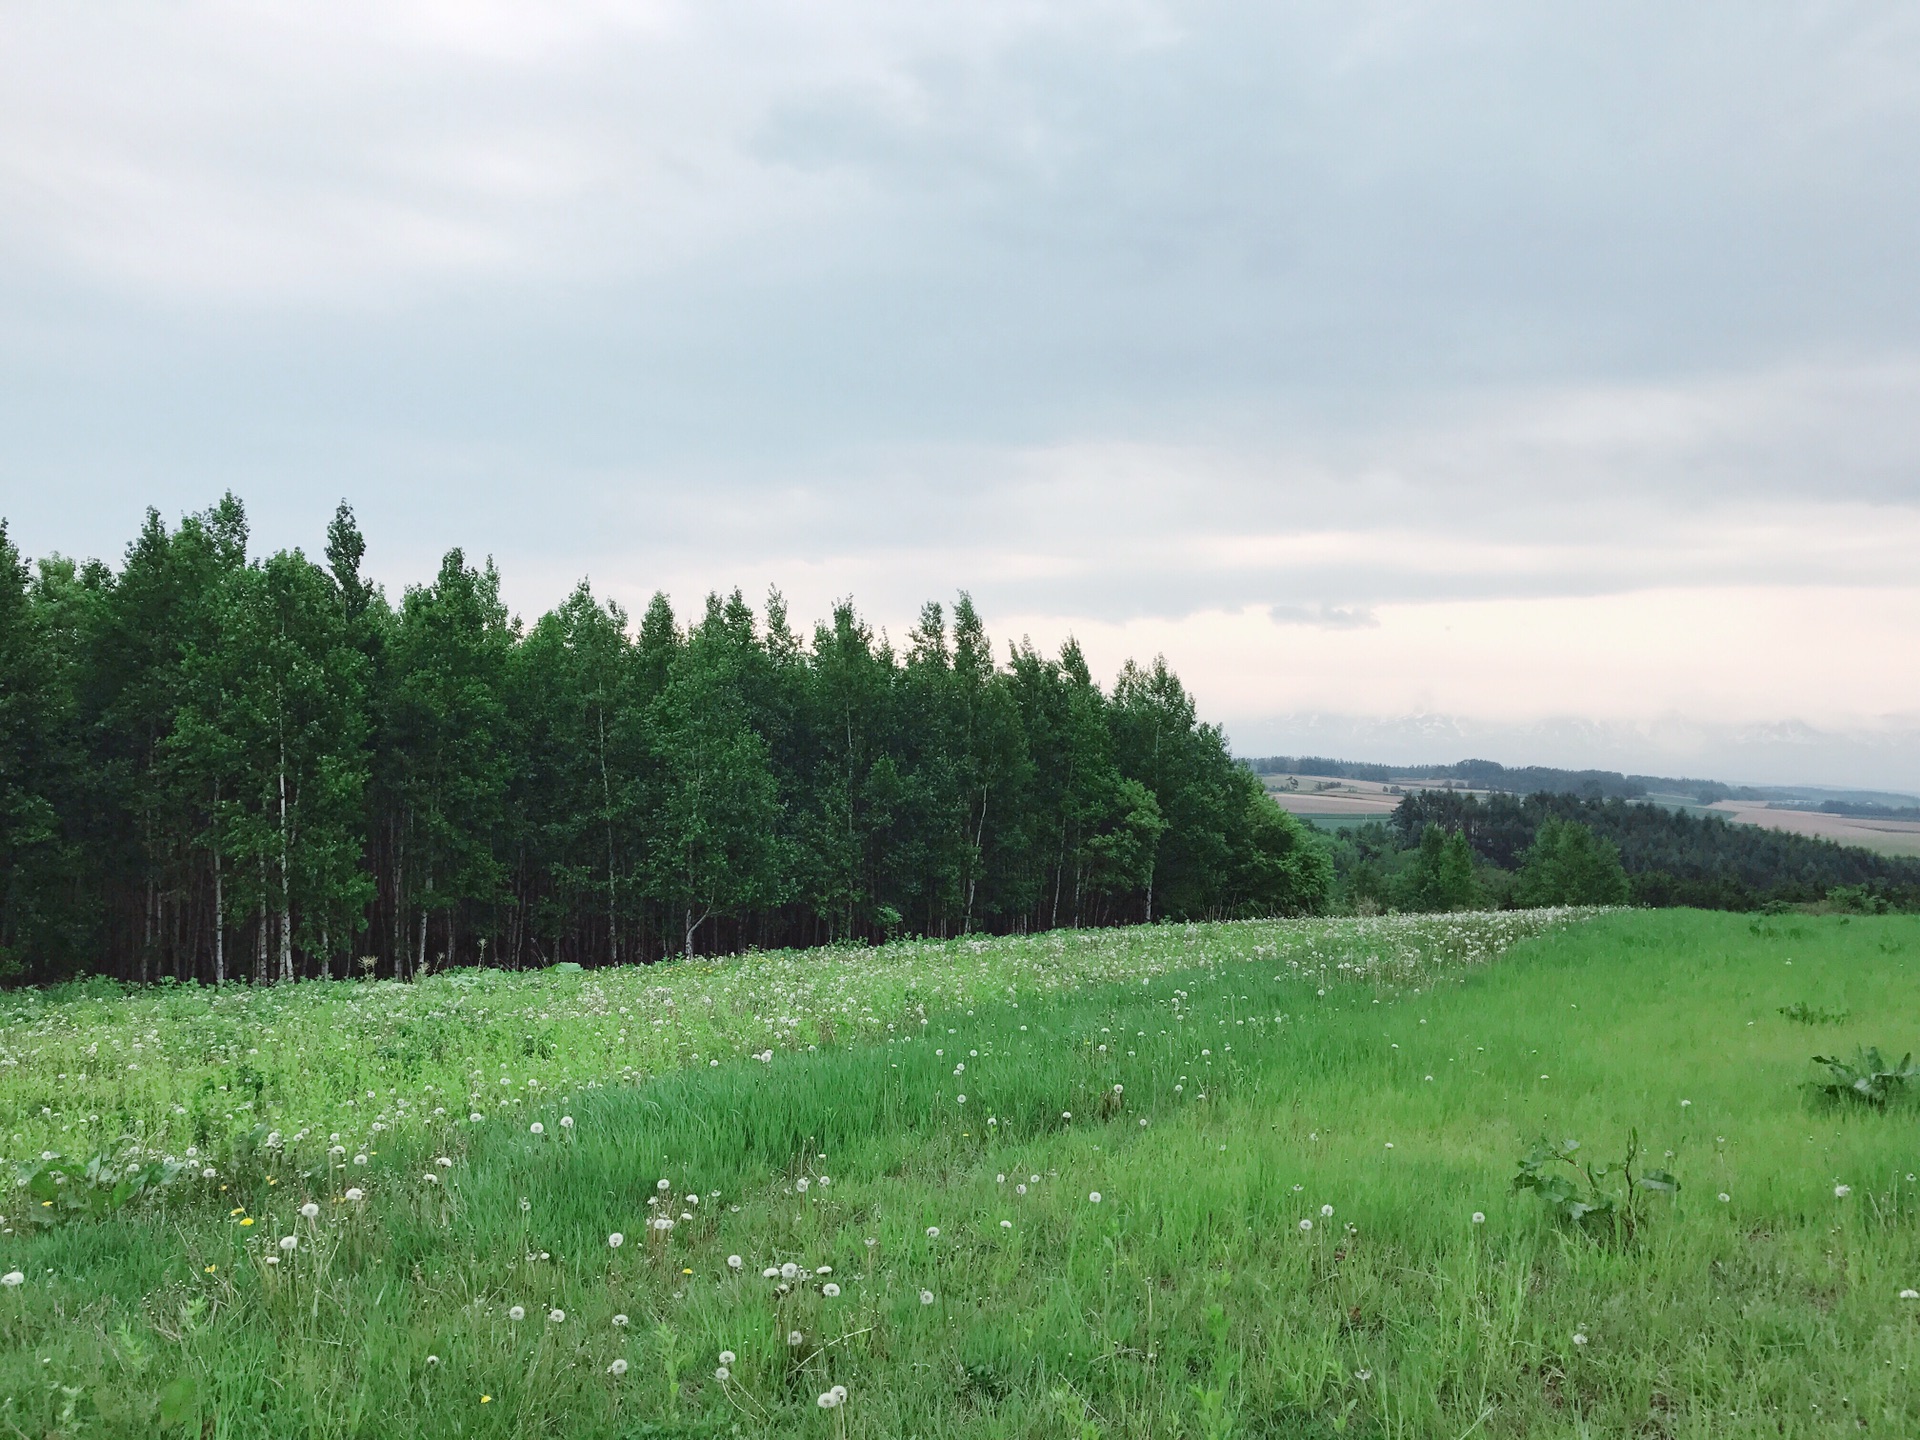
[212,847,226,985]
[278,740,294,984]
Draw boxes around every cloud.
[4,4,1920,785]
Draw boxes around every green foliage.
[1398,824,1482,912]
[1514,817,1630,906]
[1511,1129,1678,1241]
[1393,788,1920,911]
[1809,1047,1920,1108]
[1777,1002,1849,1025]
[11,1144,189,1225]
[0,506,1334,982]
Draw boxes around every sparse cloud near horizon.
[3,2,1918,788]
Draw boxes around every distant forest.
[1327,791,1920,913]
[0,499,1331,985]
[1243,755,1734,803]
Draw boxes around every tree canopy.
[0,498,1330,984]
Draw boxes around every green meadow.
[3,908,1918,1437]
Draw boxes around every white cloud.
[4,4,1920,787]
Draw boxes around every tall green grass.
[2,909,1917,1437]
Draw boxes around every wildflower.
[1835,1184,1852,1198]
[1113,1084,1123,1094]
[727,1254,742,1270]
[781,1262,800,1280]
[469,1112,483,1123]
[823,1282,841,1297]
[996,1174,1006,1184]
[1471,1212,1485,1225]
[1016,1183,1027,1195]
[530,1122,544,1136]
[816,1265,832,1275]
[426,1354,440,1366]
[240,1217,255,1227]
[560,1116,574,1129]
[424,1173,440,1184]
[818,1391,840,1409]
[788,1330,804,1346]
[436,1156,453,1168]
[548,1308,565,1323]
[796,1178,810,1193]
[1572,1333,1588,1347]
[720,1350,736,1364]
[1321,1205,1334,1218]
[345,1188,365,1202]
[714,1366,731,1381]
[651,1217,674,1232]
[481,1395,492,1404]
[1354,1368,1372,1381]
[818,1177,830,1187]
[508,1305,525,1321]
[1299,1219,1313,1232]
[279,1235,298,1253]
[1901,1289,1920,1300]
[608,1232,624,1248]
[1089,1192,1102,1204]
[607,1358,627,1376]
[1718,1193,1731,1203]
[686,1194,699,1205]
[1061,1111,1072,1121]
[353,1154,368,1166]
[1680,1099,1692,1107]
[926,1226,940,1238]
[201,1167,216,1178]
[300,1202,319,1219]
[613,1314,630,1326]
[1,1271,22,1287]
[1001,1219,1013,1229]
[920,1289,935,1305]
[657,1179,670,1192]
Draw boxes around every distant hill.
[1239,755,1735,803]
[1238,754,1920,811]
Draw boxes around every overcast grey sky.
[4,3,1918,787]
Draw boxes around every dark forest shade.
[0,499,1331,984]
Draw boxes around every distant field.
[1275,775,1920,859]
[1707,800,1920,858]
[4,909,1920,1437]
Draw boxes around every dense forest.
[1324,790,1920,913]
[0,499,1331,985]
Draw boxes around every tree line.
[1321,790,1920,913]
[0,499,1331,985]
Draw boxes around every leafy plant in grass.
[1779,1002,1850,1025]
[1512,1130,1677,1242]
[11,1144,189,1225]
[1809,1048,1920,1109]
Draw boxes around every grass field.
[2,908,1918,1437]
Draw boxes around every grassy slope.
[3,909,1918,1437]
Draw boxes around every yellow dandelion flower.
[240,1217,254,1226]
[682,1267,692,1275]
[481,1395,492,1404]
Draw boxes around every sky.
[3,2,1918,791]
